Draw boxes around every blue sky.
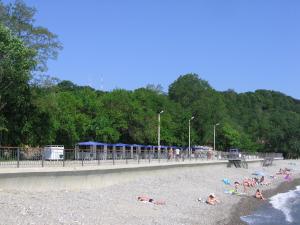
[5,0,300,99]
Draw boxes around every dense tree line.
[1,1,300,158]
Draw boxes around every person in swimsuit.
[206,193,220,205]
[255,189,266,200]
[234,181,240,193]
[259,176,265,184]
[137,196,166,205]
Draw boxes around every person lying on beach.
[259,176,265,184]
[249,178,256,187]
[258,176,272,186]
[242,179,250,192]
[276,168,283,175]
[277,168,291,175]
[255,189,266,201]
[243,178,256,192]
[206,193,220,205]
[284,173,292,182]
[137,196,166,205]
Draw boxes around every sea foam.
[269,186,300,223]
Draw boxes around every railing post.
[148,148,151,164]
[63,149,65,167]
[113,147,115,165]
[97,149,100,166]
[81,149,84,166]
[158,147,161,163]
[130,146,133,160]
[17,148,20,168]
[41,148,44,167]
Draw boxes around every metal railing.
[0,147,283,168]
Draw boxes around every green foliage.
[1,59,300,157]
[0,0,62,72]
[0,20,299,156]
[169,73,211,108]
[0,24,36,145]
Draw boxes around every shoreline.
[225,177,300,225]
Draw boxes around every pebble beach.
[0,160,299,225]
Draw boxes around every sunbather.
[137,196,166,205]
[206,193,220,205]
[255,189,265,201]
[277,168,284,175]
[243,178,255,192]
[284,173,292,182]
[258,176,272,186]
[259,176,265,184]
[277,168,291,175]
[234,181,240,193]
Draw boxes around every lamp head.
[160,110,164,114]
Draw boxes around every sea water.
[241,186,300,225]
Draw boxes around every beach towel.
[284,174,292,182]
[222,178,231,185]
[252,171,265,176]
[224,190,246,196]
[224,189,236,194]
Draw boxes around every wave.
[269,185,300,223]
[241,213,279,225]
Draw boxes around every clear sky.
[6,0,300,99]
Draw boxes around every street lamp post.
[189,116,195,159]
[214,123,220,151]
[158,110,164,161]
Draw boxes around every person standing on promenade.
[175,148,180,161]
[168,148,174,160]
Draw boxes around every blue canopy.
[170,146,180,149]
[113,143,131,147]
[77,141,106,146]
[143,145,153,148]
[132,144,143,147]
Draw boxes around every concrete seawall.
[0,160,264,191]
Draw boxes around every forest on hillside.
[1,1,300,157]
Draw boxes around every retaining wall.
[0,160,264,191]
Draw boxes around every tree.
[0,24,36,145]
[0,0,62,72]
[169,73,211,108]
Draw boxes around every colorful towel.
[252,171,265,176]
[222,178,231,185]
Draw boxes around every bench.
[228,156,248,169]
[262,157,274,167]
[228,159,242,168]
